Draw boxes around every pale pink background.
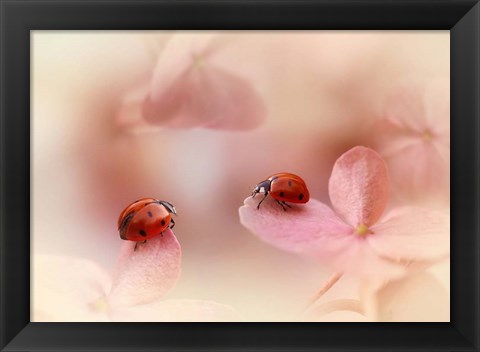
[32,31,449,322]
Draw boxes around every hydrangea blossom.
[373,79,450,206]
[116,33,266,133]
[239,146,449,286]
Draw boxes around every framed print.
[1,0,479,351]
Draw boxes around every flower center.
[90,296,109,313]
[356,224,372,237]
[422,131,432,142]
[192,54,205,68]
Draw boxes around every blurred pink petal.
[377,271,449,322]
[32,255,111,322]
[115,82,163,134]
[108,230,181,307]
[306,234,406,281]
[368,207,450,261]
[239,195,350,253]
[329,146,389,227]
[141,33,266,130]
[112,299,241,322]
[374,79,450,206]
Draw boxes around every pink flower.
[373,79,450,206]
[33,231,239,322]
[116,33,266,133]
[239,146,449,285]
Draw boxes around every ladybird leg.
[134,240,147,252]
[276,199,287,211]
[169,218,175,229]
[282,201,292,208]
[256,193,269,209]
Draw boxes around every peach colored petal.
[142,64,266,130]
[368,207,450,262]
[108,230,181,307]
[111,299,241,322]
[32,255,111,322]
[303,299,368,322]
[239,195,351,253]
[329,146,389,228]
[377,271,449,322]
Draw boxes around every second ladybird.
[252,172,310,211]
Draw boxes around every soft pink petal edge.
[329,146,389,228]
[368,206,450,262]
[239,195,351,253]
[108,230,182,308]
[377,271,449,322]
[32,255,111,322]
[150,33,218,100]
[143,65,266,130]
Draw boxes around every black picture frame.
[1,0,478,351]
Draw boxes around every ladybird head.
[159,200,177,215]
[252,179,271,198]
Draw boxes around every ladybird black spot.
[279,192,285,197]
[139,229,147,237]
[148,211,153,218]
[288,181,292,186]
[161,220,166,226]
[299,193,304,200]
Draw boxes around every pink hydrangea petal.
[305,235,407,283]
[377,271,449,322]
[383,80,428,133]
[32,255,111,322]
[423,78,449,133]
[368,207,449,262]
[381,141,450,205]
[111,299,241,322]
[115,82,164,134]
[373,119,422,158]
[329,146,389,228]
[239,195,351,253]
[108,230,181,307]
[240,195,405,282]
[149,33,218,100]
[142,64,266,130]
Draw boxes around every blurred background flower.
[371,78,450,208]
[32,31,449,321]
[33,232,239,322]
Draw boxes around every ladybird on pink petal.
[118,198,177,250]
[251,172,310,211]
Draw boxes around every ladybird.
[252,172,310,211]
[118,198,177,250]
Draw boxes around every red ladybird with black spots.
[252,172,310,211]
[118,198,177,250]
